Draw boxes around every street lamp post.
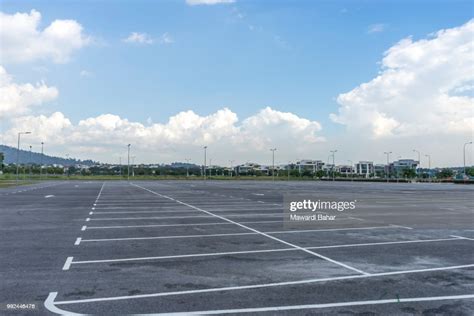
[203,146,207,180]
[65,154,70,178]
[464,142,472,177]
[425,154,431,182]
[127,144,131,181]
[330,150,337,181]
[185,158,191,177]
[384,151,392,182]
[270,148,277,181]
[16,131,31,182]
[40,142,44,179]
[209,158,212,177]
[29,145,32,179]
[413,149,421,180]
[131,156,136,177]
[229,160,234,178]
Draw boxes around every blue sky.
[0,0,473,166]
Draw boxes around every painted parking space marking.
[77,225,411,244]
[37,181,473,314]
[84,220,283,230]
[139,294,474,315]
[132,183,369,275]
[50,264,474,305]
[67,237,463,266]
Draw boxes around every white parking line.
[81,232,255,242]
[91,208,282,215]
[95,182,105,202]
[450,235,474,241]
[68,237,462,266]
[44,292,82,316]
[141,294,474,315]
[74,238,82,246]
[131,183,369,276]
[62,257,74,271]
[89,213,282,221]
[70,248,294,265]
[85,220,283,230]
[53,264,474,304]
[78,225,407,243]
[389,224,413,230]
[93,202,271,208]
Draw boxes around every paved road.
[0,180,473,315]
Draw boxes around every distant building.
[390,159,419,177]
[337,165,354,175]
[236,162,260,174]
[257,165,270,173]
[374,164,386,177]
[323,164,334,172]
[295,160,324,173]
[355,161,374,178]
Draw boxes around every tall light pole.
[127,144,131,181]
[413,149,421,179]
[203,146,207,180]
[65,154,70,178]
[29,145,32,179]
[348,160,353,181]
[384,151,392,182]
[40,142,44,179]
[229,160,234,177]
[464,142,472,177]
[425,154,431,182]
[209,158,212,177]
[131,156,136,177]
[16,131,31,181]
[119,157,122,177]
[185,158,191,177]
[330,150,337,181]
[270,148,277,181]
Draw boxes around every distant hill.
[0,144,98,166]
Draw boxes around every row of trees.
[1,161,473,179]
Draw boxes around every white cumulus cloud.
[238,107,324,149]
[3,107,324,163]
[0,9,90,63]
[122,32,173,45]
[122,32,154,44]
[0,66,58,118]
[331,19,474,139]
[9,112,72,144]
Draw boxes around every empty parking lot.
[0,180,473,315]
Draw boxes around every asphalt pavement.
[0,180,473,315]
